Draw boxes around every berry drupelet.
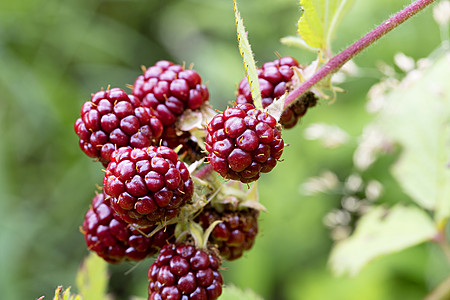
[205,103,284,183]
[82,192,174,263]
[74,88,163,166]
[148,243,223,300]
[103,146,194,228]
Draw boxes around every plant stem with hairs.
[284,0,436,109]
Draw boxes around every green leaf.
[298,0,355,51]
[49,286,82,300]
[220,284,264,300]
[329,205,438,276]
[280,35,319,52]
[233,0,262,110]
[75,253,110,300]
[376,54,450,224]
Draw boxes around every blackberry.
[132,60,209,127]
[197,207,259,261]
[205,103,284,183]
[235,56,317,128]
[148,243,223,300]
[82,192,174,263]
[103,146,194,228]
[74,88,163,167]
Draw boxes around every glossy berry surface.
[74,88,163,166]
[236,56,316,128]
[197,207,259,261]
[148,243,223,300]
[205,103,284,183]
[132,60,209,127]
[103,146,194,228]
[82,192,174,263]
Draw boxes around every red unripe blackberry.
[75,88,163,166]
[103,146,194,228]
[132,60,209,127]
[235,56,316,128]
[197,207,259,261]
[205,103,284,183]
[82,192,174,263]
[148,243,223,300]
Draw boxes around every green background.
[0,0,444,299]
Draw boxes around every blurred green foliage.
[0,0,443,299]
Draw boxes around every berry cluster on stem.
[72,1,437,298]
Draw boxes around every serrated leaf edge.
[233,0,262,110]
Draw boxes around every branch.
[284,0,437,108]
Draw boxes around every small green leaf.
[233,0,262,110]
[239,181,267,212]
[376,54,450,224]
[51,286,82,300]
[329,205,438,276]
[280,35,319,52]
[76,253,110,300]
[220,284,264,300]
[298,0,355,52]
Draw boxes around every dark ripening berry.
[205,103,284,183]
[74,88,164,166]
[197,207,259,261]
[82,192,175,263]
[103,146,194,228]
[132,60,209,127]
[148,243,223,300]
[235,56,317,129]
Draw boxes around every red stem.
[284,0,436,108]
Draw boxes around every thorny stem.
[284,0,437,108]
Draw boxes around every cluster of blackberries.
[74,58,314,299]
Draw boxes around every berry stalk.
[284,0,436,108]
